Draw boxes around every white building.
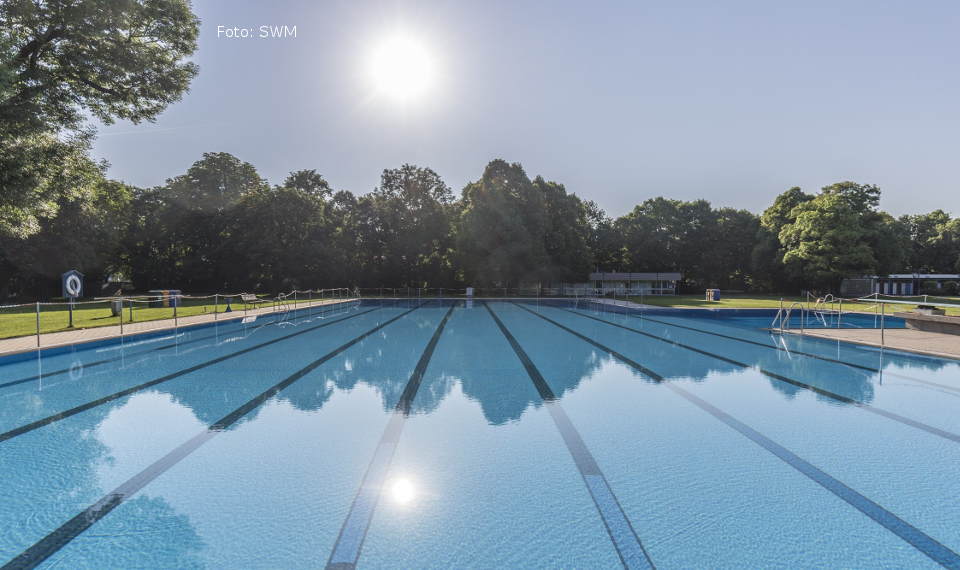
[561,272,681,296]
[842,273,960,296]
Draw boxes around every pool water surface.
[1,299,958,568]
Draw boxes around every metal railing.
[771,301,807,333]
[1,287,358,347]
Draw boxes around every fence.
[0,288,356,347]
[353,287,661,298]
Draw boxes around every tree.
[0,0,199,136]
[750,186,814,291]
[0,0,199,243]
[900,210,958,272]
[534,176,591,283]
[616,198,681,273]
[456,160,549,286]
[583,200,623,271]
[229,178,330,291]
[711,208,760,289]
[779,191,877,290]
[615,198,727,288]
[362,165,454,287]
[1,174,132,298]
[0,131,100,238]
[124,153,268,291]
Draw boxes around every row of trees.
[3,148,959,299]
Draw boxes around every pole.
[119,298,123,336]
[174,298,178,328]
[214,294,218,321]
[36,302,40,348]
[880,302,885,347]
[68,300,73,328]
[837,298,842,328]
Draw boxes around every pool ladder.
[771,302,807,334]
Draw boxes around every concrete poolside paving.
[793,328,960,360]
[0,299,358,357]
[5,296,955,361]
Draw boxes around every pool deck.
[792,327,960,360]
[0,299,357,357]
[585,298,656,309]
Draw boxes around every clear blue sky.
[92,0,960,217]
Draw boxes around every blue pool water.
[1,299,958,568]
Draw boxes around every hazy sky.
[92,0,960,217]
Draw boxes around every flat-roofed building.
[841,273,960,297]
[588,271,681,295]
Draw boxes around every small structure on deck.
[894,307,960,336]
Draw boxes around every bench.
[240,293,268,306]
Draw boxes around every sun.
[367,34,435,103]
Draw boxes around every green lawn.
[625,293,960,315]
[0,296,334,340]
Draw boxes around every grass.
[4,291,958,340]
[0,296,343,340]
[625,293,960,316]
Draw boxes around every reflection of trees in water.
[0,405,203,567]
[77,494,206,568]
[752,351,876,404]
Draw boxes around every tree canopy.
[0,0,199,241]
[3,148,958,299]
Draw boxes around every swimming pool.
[1,299,958,568]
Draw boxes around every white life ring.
[64,274,82,297]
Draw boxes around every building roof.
[879,274,960,279]
[589,272,682,281]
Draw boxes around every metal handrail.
[780,302,807,334]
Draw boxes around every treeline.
[2,149,959,299]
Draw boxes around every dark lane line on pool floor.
[0,301,360,392]
[547,305,960,445]
[326,303,457,570]
[513,304,960,569]
[602,308,960,395]
[485,303,655,570]
[1,304,428,570]
[0,307,382,445]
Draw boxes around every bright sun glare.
[368,34,435,103]
[389,477,417,505]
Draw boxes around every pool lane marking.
[0,301,358,391]
[0,307,380,445]
[484,302,655,570]
[512,304,960,569]
[605,309,960,395]
[326,303,457,570]
[546,305,960,445]
[1,303,428,570]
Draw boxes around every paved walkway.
[793,328,960,360]
[0,299,358,357]
[585,297,656,309]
